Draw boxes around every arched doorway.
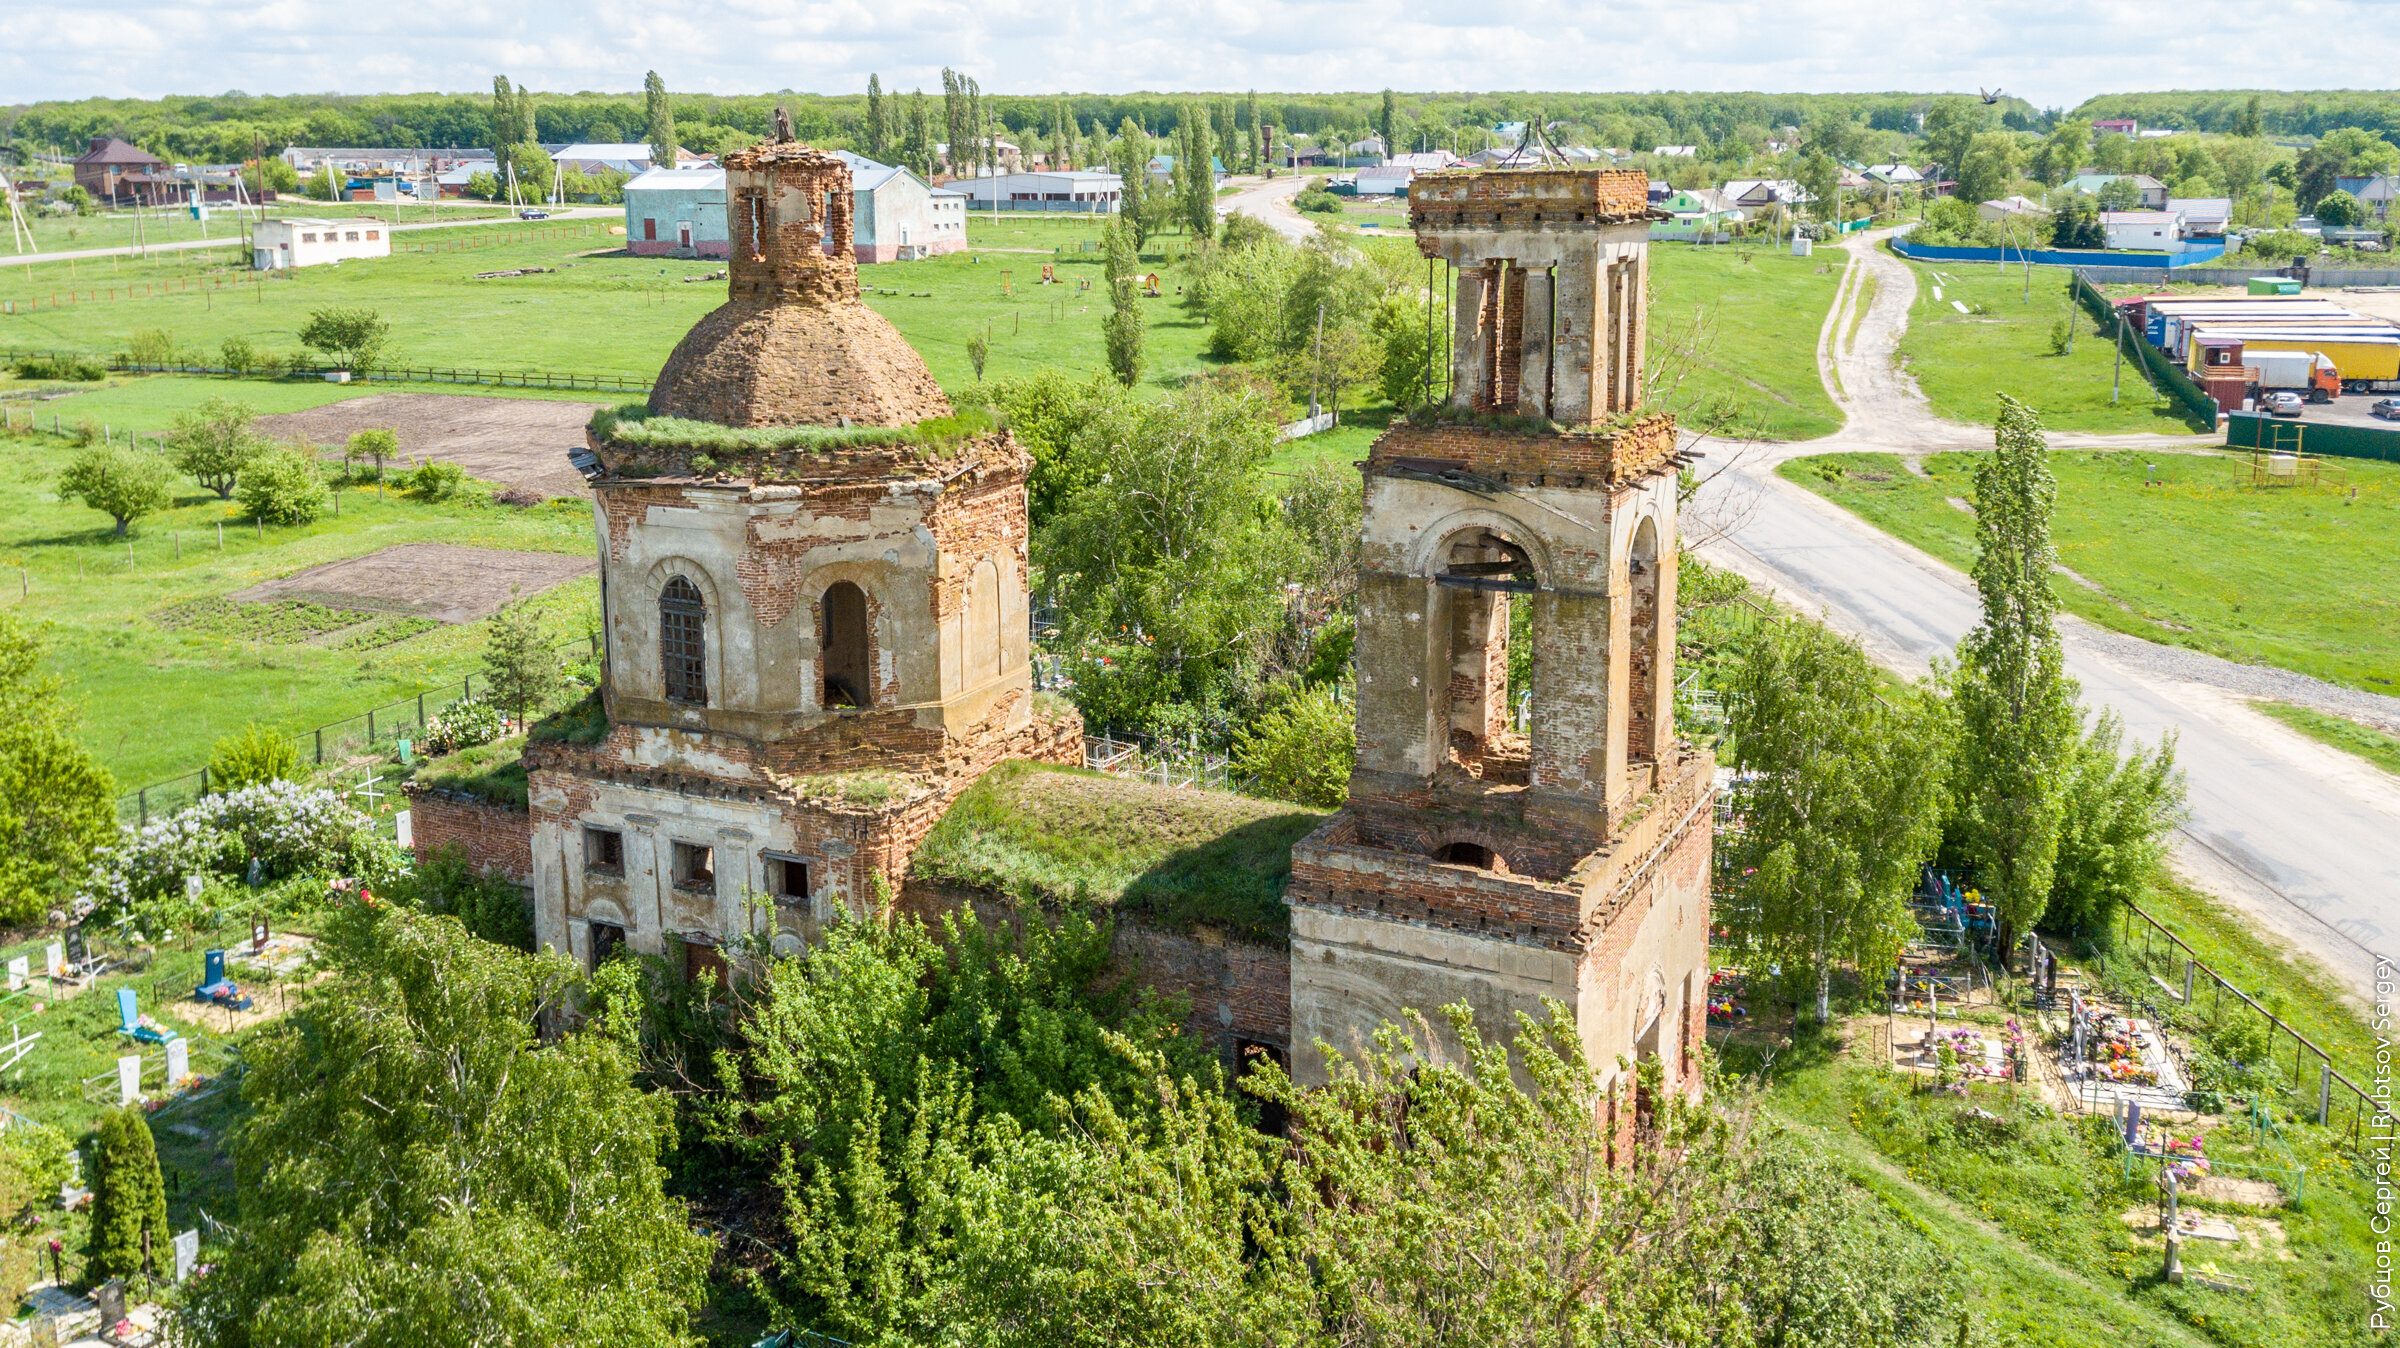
[1432,840,1506,872]
[821,581,871,708]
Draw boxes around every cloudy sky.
[5,0,2389,109]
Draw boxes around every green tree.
[2314,189,2367,227]
[58,441,172,537]
[1952,395,2081,952]
[207,723,300,792]
[297,305,391,373]
[241,156,298,196]
[166,395,264,499]
[1795,151,1839,217]
[642,70,677,169]
[1953,131,2022,207]
[1918,97,1984,182]
[2044,711,2183,935]
[490,76,518,176]
[0,615,115,926]
[1729,615,1950,1021]
[901,89,936,180]
[510,142,553,202]
[186,907,707,1347]
[308,163,341,201]
[347,427,399,483]
[965,331,989,381]
[2094,175,2143,212]
[864,74,887,160]
[1110,118,1152,246]
[1233,684,1355,807]
[236,443,329,526]
[2236,95,2263,140]
[1378,90,1398,160]
[87,1108,168,1283]
[483,598,561,729]
[1101,218,1146,388]
[2035,120,2090,186]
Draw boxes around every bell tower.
[1286,168,1715,1122]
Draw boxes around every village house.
[2099,208,2188,251]
[73,136,168,205]
[1977,194,2050,224]
[623,154,965,261]
[249,216,391,270]
[2067,173,2169,209]
[2166,197,2233,238]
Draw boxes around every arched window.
[660,576,707,706]
[1627,518,1661,761]
[821,581,870,708]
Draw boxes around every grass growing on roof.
[1780,448,2400,694]
[910,760,1327,939]
[410,734,528,809]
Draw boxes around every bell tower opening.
[1628,517,1662,763]
[1435,529,1533,779]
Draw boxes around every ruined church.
[412,137,1713,1109]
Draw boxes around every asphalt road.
[1216,174,1316,242]
[1695,228,2399,1004]
[7,205,620,268]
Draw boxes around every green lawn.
[4,371,608,442]
[0,421,599,789]
[4,217,1224,393]
[2252,701,2400,777]
[14,200,515,256]
[1894,253,2210,435]
[1781,449,2400,693]
[1649,243,1845,441]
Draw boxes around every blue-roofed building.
[625,154,966,262]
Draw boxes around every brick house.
[73,136,167,204]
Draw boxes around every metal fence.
[119,634,600,826]
[1081,733,1239,792]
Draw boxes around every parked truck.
[2249,350,2340,404]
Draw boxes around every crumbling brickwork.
[406,788,533,885]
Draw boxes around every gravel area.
[2064,616,2400,736]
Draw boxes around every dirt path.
[258,392,604,501]
[1217,175,1316,242]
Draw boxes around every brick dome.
[647,139,951,429]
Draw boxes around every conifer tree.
[87,1107,168,1282]
[1110,119,1151,246]
[483,598,561,730]
[1379,89,1398,159]
[642,71,676,169]
[865,75,887,159]
[1953,395,2081,953]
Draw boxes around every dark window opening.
[767,855,810,901]
[821,581,871,708]
[588,921,625,971]
[672,841,715,891]
[661,575,707,706]
[1435,841,1500,870]
[583,827,624,874]
[1235,1039,1290,1135]
[684,938,729,989]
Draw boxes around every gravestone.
[185,874,204,901]
[5,957,23,991]
[165,1038,189,1087]
[115,1056,140,1105]
[172,1229,199,1283]
[43,943,61,981]
[92,1280,123,1327]
[396,809,413,849]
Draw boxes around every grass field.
[0,422,600,789]
[1651,243,1845,441]
[1780,448,2400,692]
[3,216,1225,391]
[2252,701,2400,777]
[14,200,516,256]
[1894,253,2211,435]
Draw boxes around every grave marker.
[173,1228,199,1282]
[116,1055,140,1104]
[165,1038,189,1087]
[43,943,61,981]
[5,957,23,991]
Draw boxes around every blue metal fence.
[1892,237,2228,270]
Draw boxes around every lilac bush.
[90,781,381,909]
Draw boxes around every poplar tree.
[642,71,676,168]
[865,75,888,159]
[489,76,517,176]
[1110,119,1151,246]
[1102,219,1146,387]
[1178,109,1216,240]
[903,90,936,179]
[1379,89,1398,159]
[1243,91,1260,170]
[1952,395,2081,954]
[941,68,964,175]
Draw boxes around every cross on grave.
[352,772,390,811]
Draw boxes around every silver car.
[2264,391,2305,417]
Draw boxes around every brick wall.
[408,788,534,884]
[1367,417,1677,488]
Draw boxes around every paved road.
[7,205,619,268]
[1695,228,2400,1003]
[1217,175,1317,242]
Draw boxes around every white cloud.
[2,0,2382,110]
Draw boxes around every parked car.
[2264,391,2305,417]
[517,208,549,220]
[2372,397,2400,421]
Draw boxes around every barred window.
[660,576,707,705]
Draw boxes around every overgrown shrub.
[235,443,329,525]
[397,459,465,500]
[86,1108,168,1282]
[1233,683,1355,807]
[1294,186,1344,214]
[125,329,178,368]
[206,723,300,792]
[10,353,105,381]
[401,844,535,950]
[421,697,506,754]
[88,780,381,911]
[218,335,257,375]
